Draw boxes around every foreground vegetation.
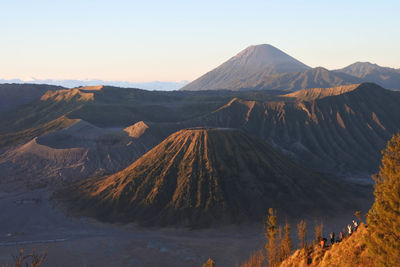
[1,248,47,267]
[206,133,400,267]
[366,133,400,266]
[279,224,373,267]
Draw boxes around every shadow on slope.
[54,128,361,228]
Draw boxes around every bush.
[366,133,400,266]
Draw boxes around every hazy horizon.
[2,0,399,82]
[0,77,189,90]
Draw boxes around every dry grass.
[239,248,266,267]
[1,248,47,267]
[280,224,375,267]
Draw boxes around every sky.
[1,0,399,82]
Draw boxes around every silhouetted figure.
[347,224,352,236]
[319,237,327,248]
[330,232,335,245]
[321,237,328,248]
[353,220,358,231]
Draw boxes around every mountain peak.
[229,44,309,69]
[234,44,285,57]
[352,61,379,67]
[336,62,400,89]
[337,62,388,77]
[181,44,310,91]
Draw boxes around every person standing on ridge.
[347,224,352,236]
[330,232,335,245]
[320,237,327,248]
[352,220,358,231]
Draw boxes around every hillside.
[280,224,374,267]
[0,87,280,187]
[0,88,91,136]
[0,83,64,114]
[54,128,349,227]
[0,85,239,142]
[242,132,400,267]
[0,120,161,187]
[283,84,360,101]
[2,83,400,187]
[336,62,385,77]
[182,46,400,92]
[0,116,77,149]
[336,62,400,90]
[233,67,361,91]
[192,83,400,174]
[181,44,310,91]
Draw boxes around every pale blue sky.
[1,0,399,82]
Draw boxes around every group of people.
[319,219,359,248]
[347,220,359,236]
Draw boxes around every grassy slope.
[280,224,374,267]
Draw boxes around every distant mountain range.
[0,78,189,91]
[3,44,399,93]
[1,82,397,225]
[0,81,188,115]
[334,61,400,89]
[181,44,310,91]
[190,83,400,175]
[2,44,400,227]
[2,83,400,188]
[181,44,400,91]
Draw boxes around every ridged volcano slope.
[193,83,400,174]
[232,67,361,91]
[55,128,348,227]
